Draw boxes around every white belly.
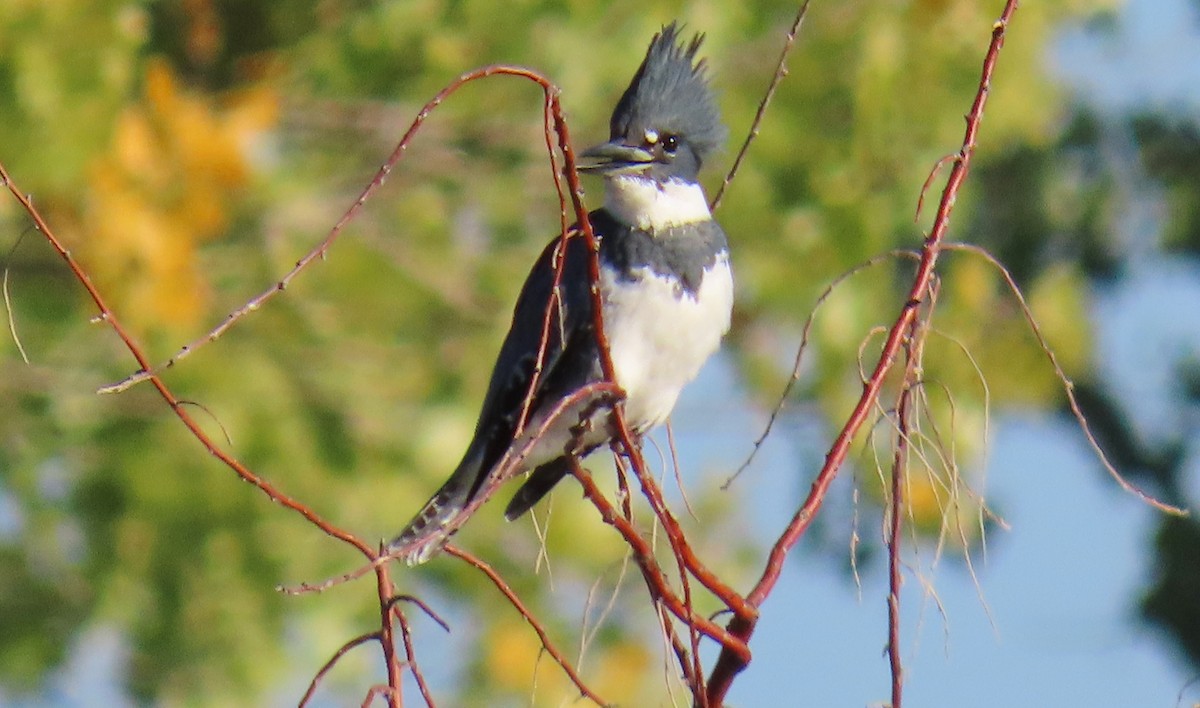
[600,254,734,430]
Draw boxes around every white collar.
[603,176,712,232]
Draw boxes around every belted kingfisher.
[390,22,732,564]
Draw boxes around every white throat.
[604,176,712,231]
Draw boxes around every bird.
[389,22,732,565]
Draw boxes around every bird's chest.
[598,255,733,430]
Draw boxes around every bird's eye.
[662,135,679,154]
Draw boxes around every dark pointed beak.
[577,140,655,174]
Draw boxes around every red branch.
[446,545,608,705]
[99,64,600,395]
[300,632,380,707]
[887,318,923,708]
[389,603,438,707]
[567,459,751,664]
[703,2,1021,703]
[711,0,811,212]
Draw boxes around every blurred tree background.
[1,0,1197,705]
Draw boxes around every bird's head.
[580,22,726,184]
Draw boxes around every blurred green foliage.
[2,0,1195,704]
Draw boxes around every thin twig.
[566,458,751,662]
[654,603,695,705]
[300,632,380,707]
[942,242,1185,515]
[711,1,811,212]
[663,423,699,521]
[99,65,590,395]
[577,556,631,675]
[915,154,958,223]
[0,146,378,561]
[446,545,609,706]
[392,605,437,707]
[2,227,32,363]
[1174,675,1200,708]
[726,249,920,488]
[385,594,451,634]
[176,400,235,448]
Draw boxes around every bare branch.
[446,545,609,706]
[710,1,811,212]
[705,3,1023,702]
[887,309,926,708]
[300,632,381,708]
[942,242,1186,516]
[726,249,920,488]
[566,458,752,663]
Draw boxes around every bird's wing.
[458,220,602,499]
[388,218,604,564]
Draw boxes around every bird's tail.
[504,458,571,521]
[387,484,467,565]
[388,452,487,565]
